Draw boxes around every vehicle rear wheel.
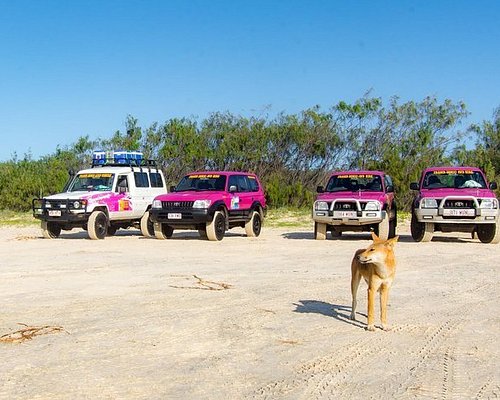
[410,214,433,242]
[330,227,342,238]
[140,211,155,237]
[477,223,500,244]
[88,211,108,240]
[245,211,262,237]
[314,222,327,240]
[154,222,173,240]
[106,225,118,236]
[206,211,226,241]
[41,221,61,239]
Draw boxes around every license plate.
[443,209,475,217]
[333,211,357,218]
[167,213,182,219]
[48,210,61,217]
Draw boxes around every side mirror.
[169,185,176,192]
[316,185,324,193]
[490,182,498,190]
[229,185,238,193]
[410,182,419,191]
[386,185,394,193]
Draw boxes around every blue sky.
[1,0,499,161]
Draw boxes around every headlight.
[193,199,212,209]
[364,201,380,211]
[73,201,81,209]
[45,202,52,208]
[479,198,498,209]
[152,199,162,209]
[421,198,438,208]
[315,201,329,211]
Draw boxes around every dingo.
[350,232,399,331]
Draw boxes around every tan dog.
[350,232,399,331]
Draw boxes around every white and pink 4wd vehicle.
[312,170,397,240]
[410,166,499,243]
[32,151,167,239]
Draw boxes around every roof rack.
[91,150,158,171]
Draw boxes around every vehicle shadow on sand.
[282,232,416,242]
[294,299,366,329]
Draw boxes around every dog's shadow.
[294,300,366,328]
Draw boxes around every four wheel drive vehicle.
[148,171,267,241]
[410,166,500,244]
[312,170,397,240]
[32,151,167,239]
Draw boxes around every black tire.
[477,224,500,244]
[41,221,61,239]
[88,211,108,240]
[206,211,226,241]
[314,222,327,240]
[154,222,174,240]
[410,213,433,242]
[140,211,155,237]
[245,211,262,237]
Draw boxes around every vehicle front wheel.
[140,211,155,237]
[410,214,433,242]
[154,222,173,240]
[41,221,61,239]
[206,211,226,241]
[245,211,262,237]
[376,214,390,240]
[314,222,327,240]
[88,211,108,240]
[477,223,500,244]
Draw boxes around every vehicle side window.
[149,172,164,188]
[384,175,393,189]
[134,172,149,188]
[236,175,250,192]
[116,175,129,192]
[248,176,259,192]
[228,175,238,191]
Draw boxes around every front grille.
[333,202,357,211]
[443,199,474,208]
[162,201,194,209]
[45,200,66,209]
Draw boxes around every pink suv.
[312,170,397,240]
[149,171,267,241]
[410,166,499,243]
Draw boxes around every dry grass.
[0,323,68,344]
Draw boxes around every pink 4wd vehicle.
[149,171,267,241]
[313,171,397,240]
[410,166,499,243]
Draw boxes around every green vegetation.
[0,210,37,227]
[1,96,499,213]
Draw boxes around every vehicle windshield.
[422,170,487,189]
[174,174,227,192]
[325,174,383,192]
[68,173,115,192]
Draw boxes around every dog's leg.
[350,265,361,320]
[380,284,391,331]
[366,285,377,331]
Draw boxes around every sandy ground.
[0,223,499,400]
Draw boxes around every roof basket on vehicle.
[91,150,158,170]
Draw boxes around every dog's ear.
[385,236,399,247]
[371,231,381,242]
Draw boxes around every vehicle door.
[131,171,151,217]
[111,174,134,220]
